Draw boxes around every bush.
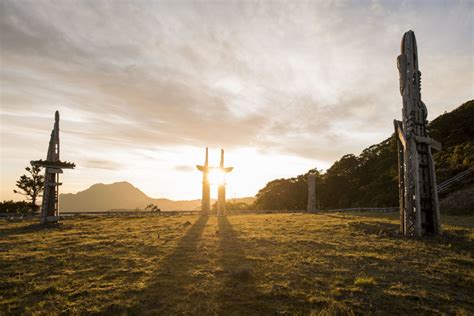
[0,200,35,214]
[145,204,161,213]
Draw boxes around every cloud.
[82,160,124,170]
[174,165,194,172]
[0,0,472,199]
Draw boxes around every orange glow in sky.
[1,1,472,201]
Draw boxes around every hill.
[59,182,200,212]
[254,100,474,212]
[59,181,254,212]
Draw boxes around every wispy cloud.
[174,165,194,172]
[1,0,472,199]
[83,160,124,170]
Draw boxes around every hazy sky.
[1,0,472,201]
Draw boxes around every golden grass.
[1,212,473,315]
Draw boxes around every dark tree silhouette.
[145,203,161,213]
[253,101,473,211]
[13,165,44,213]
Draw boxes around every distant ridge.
[59,181,200,212]
[59,181,254,212]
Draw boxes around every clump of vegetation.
[230,265,253,282]
[0,200,34,214]
[212,201,252,212]
[145,204,161,213]
[354,276,377,287]
[316,300,355,316]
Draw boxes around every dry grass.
[1,212,473,315]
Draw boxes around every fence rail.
[324,207,399,213]
[437,169,472,194]
[60,210,201,216]
[0,210,201,218]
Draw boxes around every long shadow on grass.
[348,221,400,237]
[349,220,473,253]
[115,215,209,314]
[0,222,72,237]
[216,216,273,315]
[427,229,474,254]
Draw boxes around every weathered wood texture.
[395,31,441,236]
[217,149,233,216]
[196,147,211,215]
[30,111,75,224]
[307,174,317,213]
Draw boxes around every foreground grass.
[1,212,473,315]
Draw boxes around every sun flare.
[208,168,226,185]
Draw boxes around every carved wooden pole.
[307,173,317,213]
[31,111,75,224]
[196,147,211,215]
[217,149,233,216]
[394,30,441,236]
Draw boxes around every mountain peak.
[89,181,134,188]
[59,181,202,212]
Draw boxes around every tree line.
[253,100,474,211]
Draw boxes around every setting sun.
[208,168,226,186]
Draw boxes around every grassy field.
[1,212,473,315]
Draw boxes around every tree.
[211,200,251,212]
[0,200,32,214]
[145,204,161,213]
[254,170,321,211]
[13,165,44,213]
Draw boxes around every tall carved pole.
[307,173,317,213]
[393,30,441,236]
[217,149,233,216]
[196,147,211,215]
[31,111,75,224]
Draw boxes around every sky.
[0,0,472,201]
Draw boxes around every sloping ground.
[1,213,473,314]
[440,184,474,215]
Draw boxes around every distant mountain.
[59,181,254,212]
[59,182,199,212]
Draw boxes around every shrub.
[0,200,35,214]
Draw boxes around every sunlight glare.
[208,168,226,185]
